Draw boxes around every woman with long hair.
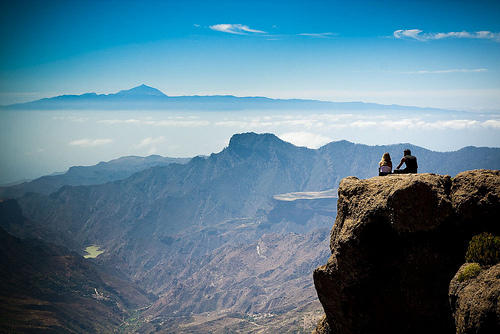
[378,152,392,176]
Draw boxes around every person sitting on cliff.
[378,152,392,176]
[394,149,418,174]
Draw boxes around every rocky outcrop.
[449,263,500,334]
[313,170,500,334]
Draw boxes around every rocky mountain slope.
[313,170,500,334]
[13,134,500,251]
[144,229,330,317]
[0,155,189,199]
[0,224,153,333]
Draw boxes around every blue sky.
[1,0,500,183]
[1,0,500,110]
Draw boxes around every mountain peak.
[228,132,284,148]
[114,84,166,97]
[226,133,299,159]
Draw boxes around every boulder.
[449,263,500,334]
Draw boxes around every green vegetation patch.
[457,263,482,282]
[84,245,104,259]
[465,233,500,266]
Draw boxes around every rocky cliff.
[313,170,500,334]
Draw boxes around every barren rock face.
[451,169,500,234]
[449,263,500,334]
[313,170,500,334]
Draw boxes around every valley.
[1,133,500,332]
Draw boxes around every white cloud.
[215,120,276,128]
[298,32,335,38]
[98,118,210,127]
[134,136,166,154]
[394,29,424,40]
[214,117,325,129]
[209,24,266,35]
[394,29,500,42]
[402,68,487,74]
[280,119,318,128]
[214,120,249,128]
[52,115,88,122]
[351,120,378,128]
[379,119,416,129]
[99,119,141,125]
[135,136,166,149]
[152,120,210,127]
[279,116,486,131]
[377,119,482,130]
[482,120,500,128]
[424,119,479,129]
[69,138,113,147]
[278,132,333,149]
[213,114,493,132]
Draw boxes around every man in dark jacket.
[394,149,418,173]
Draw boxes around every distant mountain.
[0,155,190,199]
[115,84,166,97]
[3,132,500,331]
[0,201,153,333]
[1,84,455,112]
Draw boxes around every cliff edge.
[313,170,500,334]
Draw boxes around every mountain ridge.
[1,84,459,113]
[10,133,500,271]
[0,154,190,199]
[2,132,500,332]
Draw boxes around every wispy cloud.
[394,29,500,42]
[401,68,488,74]
[209,24,266,35]
[52,115,88,122]
[298,32,335,38]
[215,113,500,132]
[134,136,166,154]
[68,138,113,147]
[99,119,141,125]
[380,119,481,130]
[135,136,165,148]
[482,120,500,128]
[344,118,498,130]
[350,120,378,128]
[393,29,424,40]
[98,118,210,127]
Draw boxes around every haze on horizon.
[1,0,500,184]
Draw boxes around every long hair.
[379,152,392,167]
